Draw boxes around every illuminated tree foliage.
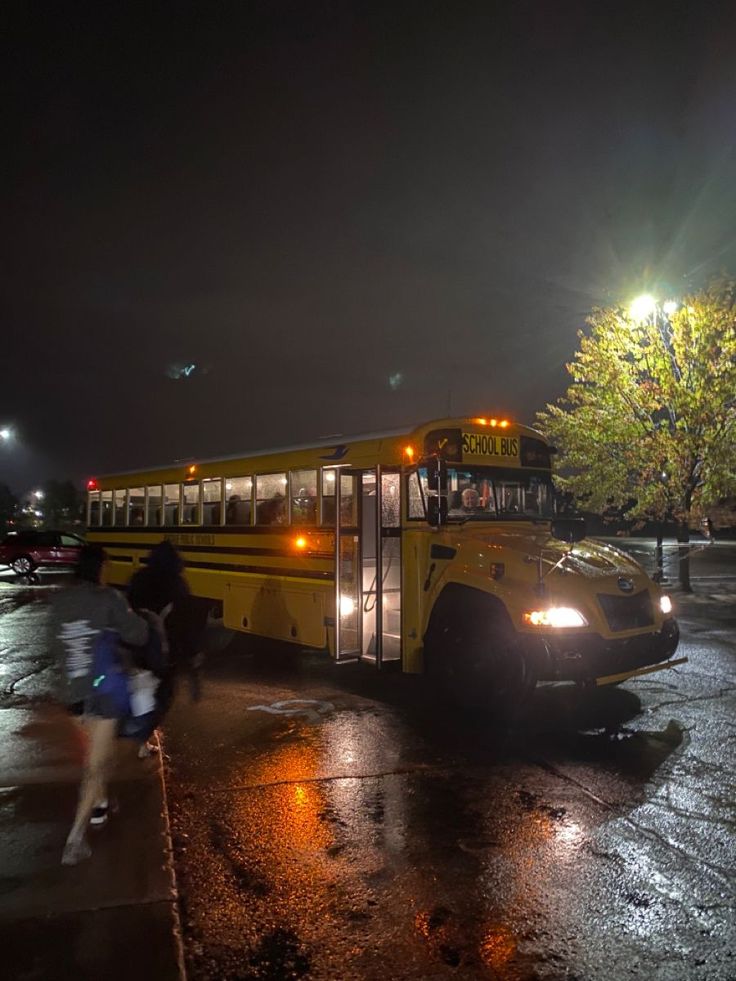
[537,277,736,589]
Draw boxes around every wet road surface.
[1,552,734,980]
[161,595,736,980]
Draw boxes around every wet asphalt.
[161,578,735,978]
[1,545,734,981]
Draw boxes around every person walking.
[50,544,150,866]
[127,541,204,750]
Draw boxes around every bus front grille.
[597,590,654,632]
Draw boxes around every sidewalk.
[0,700,184,980]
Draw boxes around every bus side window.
[225,476,252,525]
[129,487,145,525]
[163,483,180,525]
[407,472,425,520]
[321,469,336,525]
[101,491,113,526]
[256,474,287,525]
[340,473,358,527]
[182,482,200,524]
[202,478,223,526]
[147,485,163,526]
[290,469,317,525]
[113,489,127,526]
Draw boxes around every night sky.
[3,2,736,492]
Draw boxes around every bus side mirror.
[551,517,586,544]
[427,496,447,528]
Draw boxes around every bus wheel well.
[423,583,531,709]
[425,583,512,642]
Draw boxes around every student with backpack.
[50,544,150,866]
[127,541,205,745]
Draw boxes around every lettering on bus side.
[461,433,519,459]
[165,533,215,546]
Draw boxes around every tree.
[536,277,736,590]
[40,480,84,529]
[0,483,18,532]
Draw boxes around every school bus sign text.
[462,432,519,460]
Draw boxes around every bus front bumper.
[525,617,681,684]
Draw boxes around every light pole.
[630,295,681,583]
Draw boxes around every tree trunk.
[676,520,691,592]
[654,522,665,582]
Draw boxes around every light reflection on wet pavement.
[1,576,734,980]
[161,619,736,981]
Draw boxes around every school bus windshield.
[413,466,555,521]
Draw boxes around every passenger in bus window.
[293,487,317,524]
[461,488,480,512]
[449,487,481,514]
[226,495,241,524]
[257,492,286,525]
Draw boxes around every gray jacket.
[50,582,149,707]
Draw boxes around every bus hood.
[464,527,645,581]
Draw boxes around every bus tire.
[424,587,530,713]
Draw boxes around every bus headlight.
[659,595,673,615]
[523,607,588,628]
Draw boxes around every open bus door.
[334,467,402,667]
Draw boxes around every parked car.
[0,530,86,575]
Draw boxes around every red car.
[0,530,86,575]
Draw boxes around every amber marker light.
[489,418,498,427]
[404,445,415,460]
[187,464,197,475]
[474,417,488,426]
[499,419,510,428]
[294,536,308,550]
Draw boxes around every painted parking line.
[246,698,335,723]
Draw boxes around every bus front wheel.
[424,592,532,712]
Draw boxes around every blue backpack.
[91,629,131,718]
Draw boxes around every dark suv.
[0,530,86,575]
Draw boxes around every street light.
[630,294,657,321]
[0,428,11,441]
[629,294,681,381]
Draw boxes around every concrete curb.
[156,731,189,981]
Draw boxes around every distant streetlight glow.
[662,300,678,316]
[0,428,11,441]
[33,490,44,501]
[630,294,657,321]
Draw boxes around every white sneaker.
[90,797,118,827]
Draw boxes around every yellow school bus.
[85,416,682,703]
